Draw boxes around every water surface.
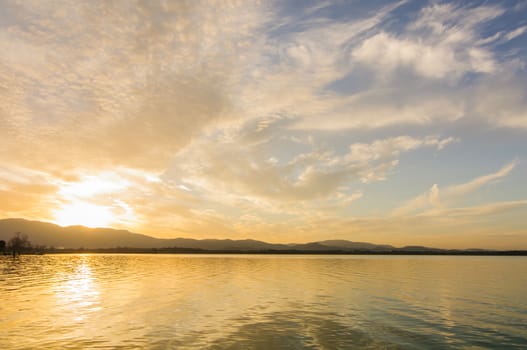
[1,254,526,349]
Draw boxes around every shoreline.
[4,249,527,256]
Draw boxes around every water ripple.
[1,254,526,349]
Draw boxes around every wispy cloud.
[445,161,516,198]
[392,160,518,216]
[505,25,527,41]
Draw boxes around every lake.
[1,254,526,349]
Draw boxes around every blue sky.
[0,0,526,248]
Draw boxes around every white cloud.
[352,2,503,79]
[445,161,516,198]
[352,33,462,79]
[167,121,455,218]
[505,25,527,41]
[410,3,504,34]
[393,160,517,216]
[244,1,521,133]
[346,136,456,163]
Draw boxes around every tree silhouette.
[0,239,5,253]
[8,232,32,256]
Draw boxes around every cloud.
[352,32,489,79]
[249,1,525,132]
[167,119,455,216]
[352,3,502,79]
[445,161,516,198]
[1,0,524,179]
[0,1,525,246]
[393,160,517,216]
[0,0,270,172]
[0,165,58,218]
[346,136,456,164]
[423,200,527,218]
[410,3,504,34]
[504,25,527,41]
[468,73,527,129]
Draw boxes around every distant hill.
[318,240,394,251]
[0,218,161,249]
[0,218,510,254]
[0,218,398,251]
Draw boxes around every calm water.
[1,254,526,349]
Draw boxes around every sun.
[53,201,114,228]
[51,172,135,228]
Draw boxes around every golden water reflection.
[52,256,101,322]
[1,255,526,349]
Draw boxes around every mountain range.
[0,218,397,251]
[0,218,511,254]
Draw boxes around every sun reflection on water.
[53,256,101,322]
[2,255,526,349]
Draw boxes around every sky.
[1,0,526,249]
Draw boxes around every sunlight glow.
[53,202,114,228]
[58,174,129,198]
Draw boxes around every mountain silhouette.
[1,218,513,254]
[0,218,400,251]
